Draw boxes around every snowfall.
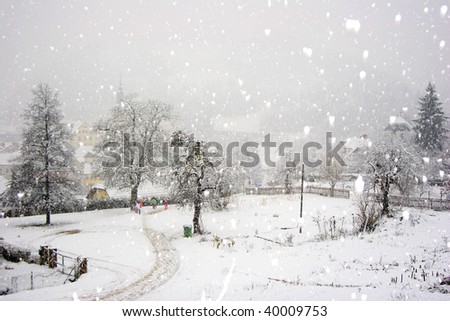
[0,193,449,301]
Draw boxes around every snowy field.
[1,194,449,301]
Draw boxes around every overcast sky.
[1,0,449,139]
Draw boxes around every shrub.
[85,198,129,211]
[353,193,382,233]
[312,211,347,240]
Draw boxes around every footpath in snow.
[1,194,449,301]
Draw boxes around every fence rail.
[39,246,87,283]
[245,186,449,210]
[245,186,351,199]
[0,271,65,295]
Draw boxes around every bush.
[353,193,382,233]
[52,199,85,214]
[312,211,348,240]
[85,198,129,211]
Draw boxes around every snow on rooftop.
[0,151,20,165]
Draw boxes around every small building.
[384,116,413,133]
[69,121,99,148]
[86,185,109,200]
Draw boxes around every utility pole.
[299,163,304,233]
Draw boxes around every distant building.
[69,121,99,148]
[0,142,20,154]
[384,116,413,133]
[74,145,101,193]
[86,184,109,200]
[343,135,372,177]
[116,78,124,105]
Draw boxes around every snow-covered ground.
[0,194,449,301]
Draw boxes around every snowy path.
[97,208,180,301]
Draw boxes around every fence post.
[39,246,48,265]
[11,276,18,293]
[81,258,88,275]
[30,271,34,290]
[74,256,88,279]
[48,248,57,268]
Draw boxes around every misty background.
[1,0,449,142]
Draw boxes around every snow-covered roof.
[385,116,413,132]
[91,183,106,190]
[345,136,371,152]
[0,151,20,165]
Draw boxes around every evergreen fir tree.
[413,82,448,153]
[5,83,80,224]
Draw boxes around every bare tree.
[321,159,344,197]
[95,94,172,208]
[367,133,423,216]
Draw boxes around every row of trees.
[271,82,448,217]
[1,83,244,232]
[1,81,448,229]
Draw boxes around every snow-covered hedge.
[85,198,129,211]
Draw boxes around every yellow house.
[86,185,109,200]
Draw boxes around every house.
[69,121,99,148]
[74,145,101,193]
[86,184,109,200]
[342,135,372,177]
[384,116,413,133]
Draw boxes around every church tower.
[116,76,124,104]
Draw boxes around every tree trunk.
[130,184,139,210]
[330,183,335,197]
[193,182,203,234]
[285,171,291,194]
[381,176,390,216]
[193,199,202,234]
[44,113,51,225]
[45,178,51,225]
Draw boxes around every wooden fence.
[245,186,351,199]
[245,186,449,211]
[39,246,87,283]
[368,193,449,211]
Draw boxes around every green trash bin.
[183,224,192,238]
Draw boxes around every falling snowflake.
[363,50,369,60]
[345,19,361,33]
[304,126,311,135]
[302,47,313,57]
[359,70,366,80]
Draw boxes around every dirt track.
[98,208,180,300]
